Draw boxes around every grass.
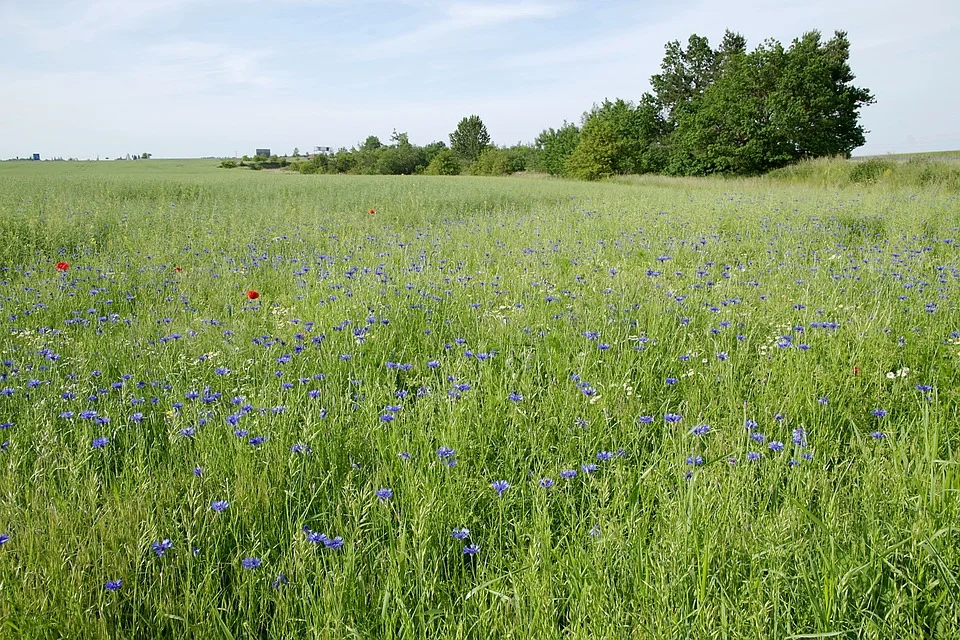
[765,154,960,191]
[0,160,959,638]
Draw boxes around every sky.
[1,0,957,159]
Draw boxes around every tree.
[449,115,491,163]
[531,123,580,176]
[665,30,874,175]
[292,147,300,157]
[564,99,666,180]
[141,152,152,159]
[360,136,382,152]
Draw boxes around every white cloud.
[352,1,569,60]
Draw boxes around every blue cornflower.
[242,557,262,569]
[664,413,682,423]
[427,360,440,369]
[193,466,203,476]
[747,452,761,462]
[379,414,395,422]
[560,469,577,479]
[248,436,266,446]
[152,539,173,556]
[437,446,455,459]
[92,436,109,449]
[324,536,344,550]
[801,452,814,461]
[871,409,888,418]
[491,480,510,496]
[871,431,886,440]
[104,579,122,592]
[581,463,597,473]
[716,352,729,361]
[272,574,288,589]
[0,533,9,545]
[376,488,393,501]
[596,451,613,461]
[211,500,229,512]
[178,427,195,438]
[768,441,785,452]
[916,385,933,392]
[215,367,230,375]
[290,442,312,454]
[398,451,412,461]
[685,455,704,466]
[463,544,480,556]
[508,392,523,402]
[691,424,710,436]
[665,377,678,385]
[451,528,470,540]
[539,478,554,488]
[637,415,653,424]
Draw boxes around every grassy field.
[0,159,959,638]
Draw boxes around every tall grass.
[766,154,960,192]
[0,161,958,638]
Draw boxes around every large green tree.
[666,30,874,175]
[449,115,491,163]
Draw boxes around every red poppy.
[853,366,860,375]
[369,209,376,215]
[174,266,182,273]
[247,290,260,300]
[55,261,70,271]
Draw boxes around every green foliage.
[449,115,491,163]
[849,158,892,183]
[424,149,461,175]
[469,147,512,176]
[421,141,448,166]
[531,122,580,176]
[219,159,238,169]
[662,30,874,176]
[360,136,382,152]
[564,99,664,180]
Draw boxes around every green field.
[0,160,959,638]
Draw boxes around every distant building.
[32,153,40,161]
[314,146,333,154]
[256,148,271,158]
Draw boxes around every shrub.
[849,159,891,183]
[424,149,461,176]
[470,148,512,176]
[219,159,238,169]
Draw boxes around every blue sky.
[1,0,957,159]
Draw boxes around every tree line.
[277,29,874,180]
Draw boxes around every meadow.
[0,160,958,639]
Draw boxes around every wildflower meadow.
[0,160,958,638]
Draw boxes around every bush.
[470,148,512,176]
[424,149,461,176]
[219,159,238,169]
[849,159,891,183]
